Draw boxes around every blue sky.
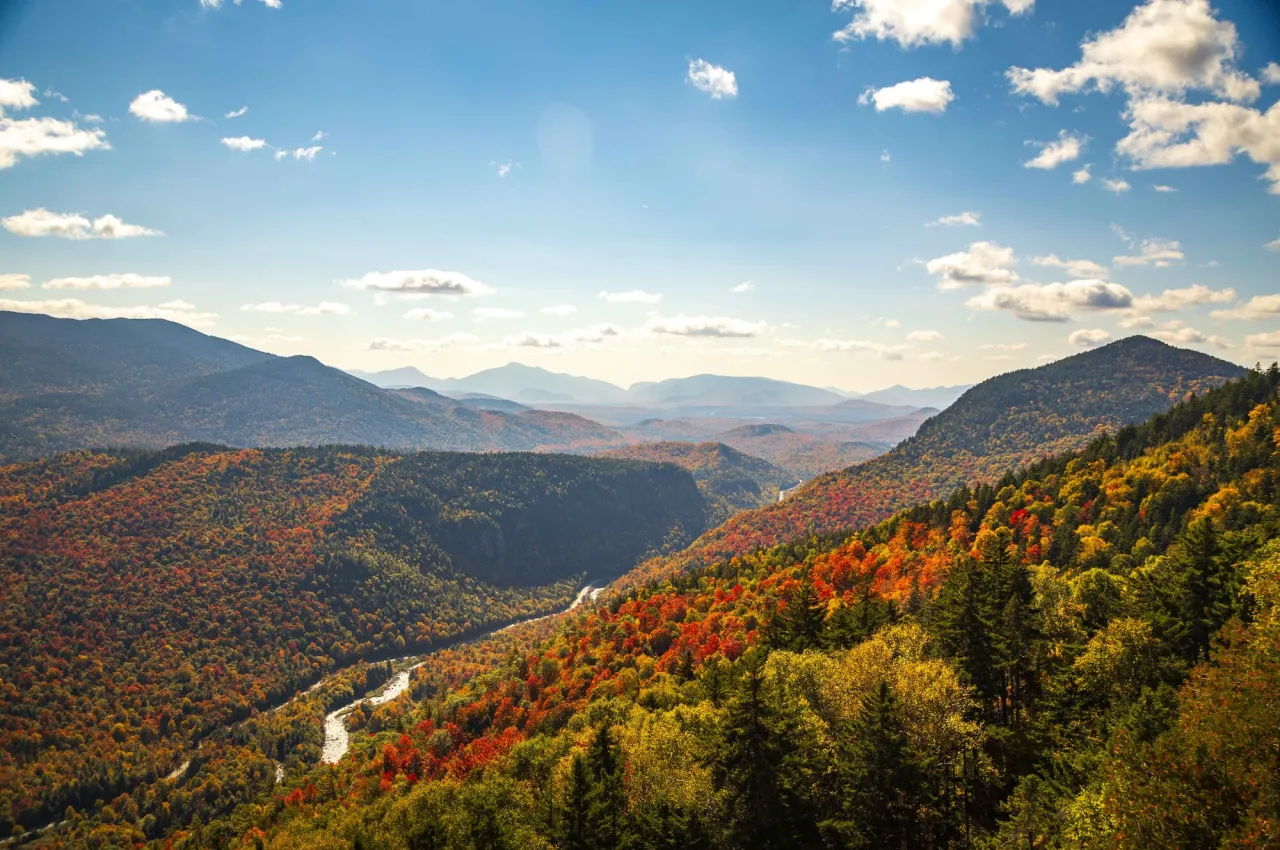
[1,0,1278,391]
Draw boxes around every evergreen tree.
[930,555,1000,712]
[562,755,591,850]
[584,725,625,848]
[765,580,826,651]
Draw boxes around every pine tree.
[931,555,1000,712]
[765,580,826,651]
[584,725,626,848]
[562,755,591,850]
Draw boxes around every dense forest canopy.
[0,446,710,835]
[112,363,1276,850]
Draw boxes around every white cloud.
[1024,130,1086,169]
[1073,164,1093,183]
[832,0,1034,49]
[1152,325,1232,348]
[1153,184,1177,191]
[2,208,162,239]
[1266,236,1280,251]
[43,273,170,290]
[0,273,31,290]
[907,329,944,341]
[343,269,494,297]
[491,160,517,177]
[965,279,1134,321]
[226,106,248,118]
[403,307,454,321]
[1212,294,1280,321]
[1031,253,1109,279]
[598,289,662,304]
[541,304,577,316]
[688,60,738,99]
[222,136,266,152]
[859,77,955,113]
[808,338,910,360]
[1132,283,1234,312]
[240,301,350,316]
[0,79,38,110]
[473,307,523,320]
[129,90,191,123]
[1113,237,1184,267]
[1265,63,1280,85]
[925,241,1020,289]
[929,211,981,227]
[732,281,756,293]
[1007,0,1260,105]
[1120,314,1155,328]
[0,297,215,327]
[312,130,326,142]
[0,112,108,170]
[880,149,892,163]
[1068,328,1113,347]
[1102,177,1132,193]
[1116,96,1280,194]
[287,146,321,161]
[367,333,477,352]
[1245,330,1280,349]
[485,323,624,350]
[645,314,767,338]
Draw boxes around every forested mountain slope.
[0,446,709,835]
[0,313,625,460]
[634,336,1243,584]
[601,441,799,519]
[142,365,1280,850]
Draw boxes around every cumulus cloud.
[240,301,351,316]
[43,273,170,290]
[1153,184,1177,191]
[342,269,494,297]
[367,333,477,352]
[688,60,738,99]
[541,304,577,316]
[1265,63,1280,85]
[1131,283,1235,312]
[282,146,321,162]
[403,307,454,321]
[1116,96,1280,193]
[598,289,662,303]
[929,211,981,227]
[1073,164,1093,183]
[1113,237,1184,267]
[1245,330,1280,349]
[808,338,909,360]
[907,329,944,341]
[0,297,215,327]
[1212,294,1280,321]
[1068,328,1113,347]
[1102,177,1132,193]
[859,77,955,113]
[645,314,767,338]
[732,281,756,293]
[925,241,1020,289]
[832,0,1034,49]
[0,273,31,290]
[1152,325,1231,347]
[1007,0,1259,105]
[2,208,162,239]
[473,307,523,320]
[1031,253,1109,279]
[965,280,1134,321]
[0,81,109,169]
[222,136,266,152]
[1024,130,1086,169]
[485,323,624,350]
[129,90,191,123]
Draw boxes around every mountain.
[0,314,627,460]
[601,441,800,520]
[346,365,436,388]
[627,374,846,408]
[426,363,629,404]
[860,382,973,409]
[715,423,889,481]
[126,362,1280,850]
[0,445,711,834]
[631,336,1245,581]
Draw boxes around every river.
[320,582,607,764]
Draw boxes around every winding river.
[320,582,607,764]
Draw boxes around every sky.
[1,0,1279,393]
